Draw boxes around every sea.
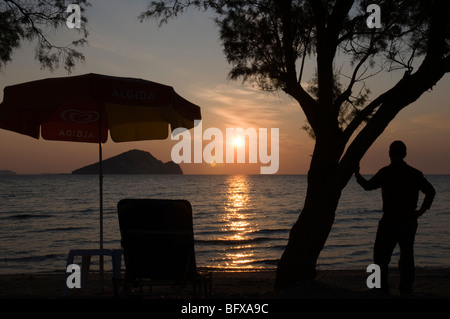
[0,174,449,275]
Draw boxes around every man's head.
[389,140,407,161]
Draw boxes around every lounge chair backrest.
[117,199,197,283]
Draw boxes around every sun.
[233,135,244,147]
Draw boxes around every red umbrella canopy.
[0,73,201,143]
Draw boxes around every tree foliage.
[0,0,90,72]
[141,0,450,141]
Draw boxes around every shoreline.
[1,267,449,299]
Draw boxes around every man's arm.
[354,166,382,191]
[416,176,436,218]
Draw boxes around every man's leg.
[373,219,398,293]
[398,219,418,295]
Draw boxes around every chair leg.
[113,277,118,297]
[193,273,212,298]
[192,281,199,298]
[201,273,212,298]
[80,255,91,292]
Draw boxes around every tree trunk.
[275,175,343,288]
[275,132,346,288]
[276,194,337,288]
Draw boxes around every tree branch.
[2,0,89,72]
[327,0,354,41]
[333,42,374,110]
[342,91,384,142]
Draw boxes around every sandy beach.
[1,268,449,299]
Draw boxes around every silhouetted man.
[355,141,435,295]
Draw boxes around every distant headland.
[71,149,182,175]
[0,170,16,175]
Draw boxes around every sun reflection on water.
[219,175,260,269]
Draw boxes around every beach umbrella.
[0,73,201,281]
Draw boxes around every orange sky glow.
[1,1,450,175]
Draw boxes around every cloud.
[194,84,296,129]
[387,111,450,135]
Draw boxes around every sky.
[1,0,449,175]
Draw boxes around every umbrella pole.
[98,106,104,292]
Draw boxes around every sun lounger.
[116,199,211,297]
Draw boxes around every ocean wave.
[77,208,97,214]
[195,236,285,246]
[1,213,54,220]
[253,228,290,235]
[1,253,63,263]
[30,226,91,233]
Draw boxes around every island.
[0,170,17,175]
[71,149,182,175]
